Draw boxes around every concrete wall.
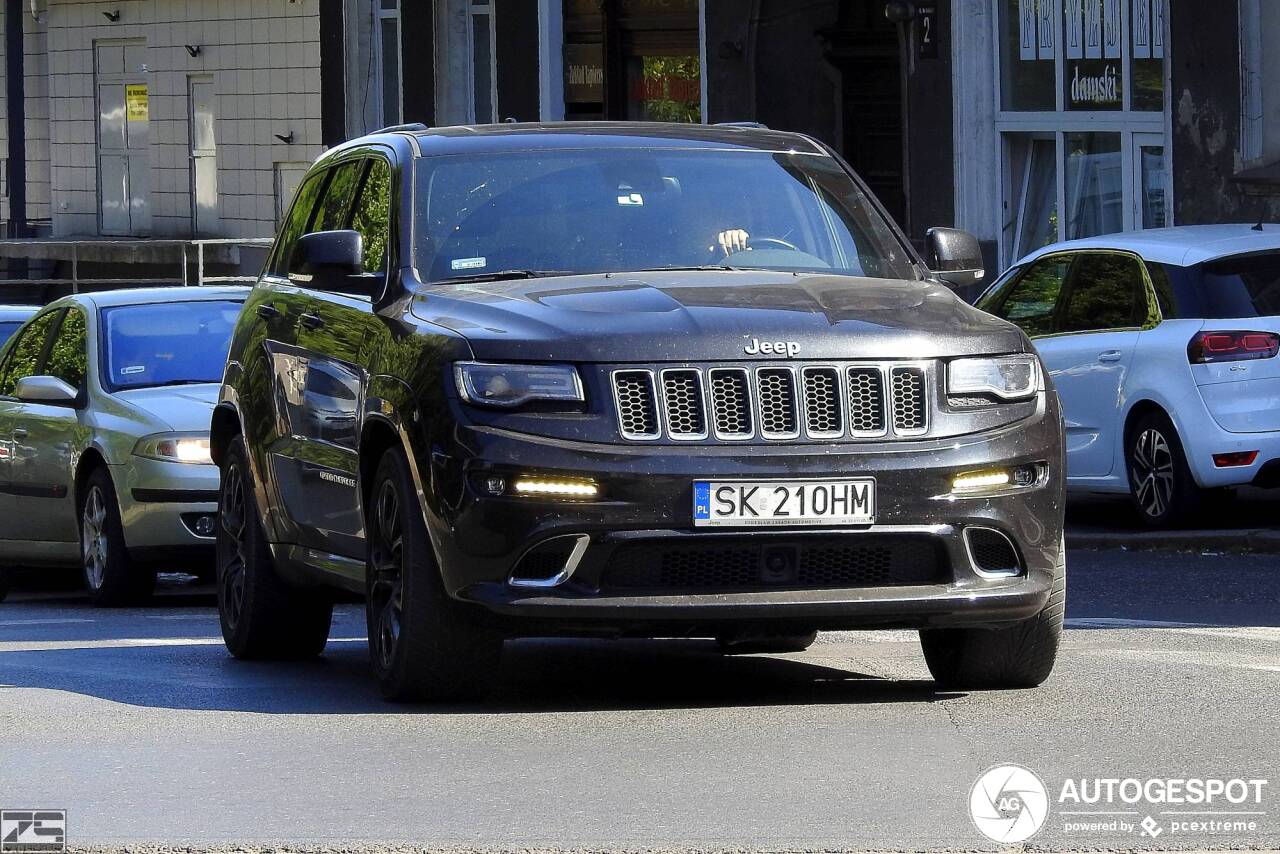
[0,6,54,231]
[1170,1,1280,223]
[44,0,325,238]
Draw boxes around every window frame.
[0,308,67,401]
[374,0,404,128]
[467,0,499,124]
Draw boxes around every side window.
[45,307,89,391]
[1060,253,1145,333]
[0,310,61,397]
[314,160,364,232]
[991,257,1071,338]
[351,157,392,275]
[269,170,327,277]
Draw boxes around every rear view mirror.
[926,227,986,288]
[15,375,79,406]
[291,230,370,295]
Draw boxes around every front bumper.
[424,397,1066,636]
[112,457,219,553]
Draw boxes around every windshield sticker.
[617,192,644,206]
[451,257,487,271]
[120,366,146,375]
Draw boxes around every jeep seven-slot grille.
[612,363,930,442]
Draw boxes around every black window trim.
[0,307,67,402]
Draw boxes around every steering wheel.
[708,236,802,263]
[745,237,801,253]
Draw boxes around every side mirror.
[15,375,79,406]
[926,227,986,288]
[291,230,370,294]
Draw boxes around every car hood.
[113,383,220,433]
[409,270,1025,362]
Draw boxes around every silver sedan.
[0,287,245,604]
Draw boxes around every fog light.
[512,478,599,498]
[951,463,1045,495]
[1213,451,1259,468]
[952,470,1011,492]
[193,515,216,537]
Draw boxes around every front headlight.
[947,355,1041,401]
[454,362,585,409]
[133,432,213,465]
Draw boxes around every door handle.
[298,313,326,331]
[256,303,281,321]
[1098,350,1123,363]
[13,427,27,439]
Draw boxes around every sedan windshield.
[414,148,920,283]
[102,300,243,391]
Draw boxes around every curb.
[1067,528,1280,553]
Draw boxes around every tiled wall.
[0,8,54,231]
[42,0,325,238]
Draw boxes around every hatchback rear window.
[1159,252,1280,319]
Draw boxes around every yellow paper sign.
[126,84,149,122]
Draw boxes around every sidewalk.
[1066,487,1280,553]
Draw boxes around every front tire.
[1126,411,1201,529]
[217,436,332,659]
[366,447,503,702]
[80,468,155,606]
[919,567,1065,690]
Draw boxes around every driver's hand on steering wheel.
[716,228,750,256]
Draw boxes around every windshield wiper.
[140,379,216,388]
[429,269,564,286]
[630,265,745,273]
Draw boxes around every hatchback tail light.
[1187,331,1280,363]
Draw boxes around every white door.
[1036,252,1151,478]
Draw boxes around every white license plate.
[692,479,876,528]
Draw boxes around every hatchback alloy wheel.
[81,485,109,590]
[368,478,404,671]
[218,462,249,630]
[1131,427,1175,519]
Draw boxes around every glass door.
[1132,132,1168,229]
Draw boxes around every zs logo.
[1,811,66,853]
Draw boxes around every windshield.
[102,300,243,391]
[414,148,920,283]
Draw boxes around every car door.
[0,308,84,545]
[247,166,327,545]
[1036,252,1151,478]
[280,153,393,559]
[8,306,91,544]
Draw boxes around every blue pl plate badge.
[693,481,711,521]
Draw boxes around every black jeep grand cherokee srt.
[212,122,1065,701]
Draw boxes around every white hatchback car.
[979,224,1280,527]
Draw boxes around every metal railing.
[0,237,274,291]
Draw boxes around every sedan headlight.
[947,355,1041,401]
[454,362,585,409]
[133,432,213,465]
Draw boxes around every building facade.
[0,0,1274,283]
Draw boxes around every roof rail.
[372,122,429,135]
[714,121,770,130]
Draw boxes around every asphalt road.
[0,549,1277,852]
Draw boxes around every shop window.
[470,0,496,123]
[1065,132,1123,240]
[995,0,1168,265]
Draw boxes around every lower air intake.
[965,527,1021,576]
[601,535,947,592]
